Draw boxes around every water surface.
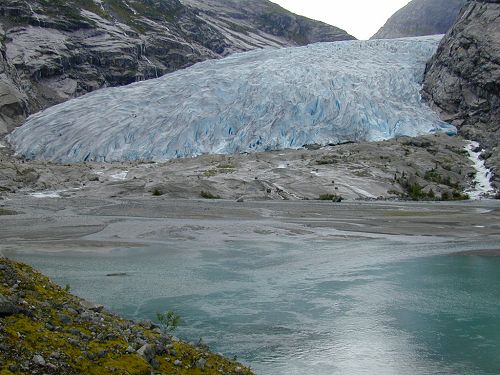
[9,237,500,374]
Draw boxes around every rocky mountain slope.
[423,0,499,187]
[0,0,354,136]
[0,257,254,374]
[371,0,466,39]
[181,0,353,46]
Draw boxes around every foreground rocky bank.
[0,258,254,375]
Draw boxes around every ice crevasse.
[8,35,456,162]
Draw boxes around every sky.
[270,0,412,40]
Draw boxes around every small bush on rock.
[200,191,221,199]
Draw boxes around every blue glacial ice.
[8,35,456,162]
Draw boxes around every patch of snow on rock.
[29,191,63,198]
[110,171,129,181]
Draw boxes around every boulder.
[80,300,104,312]
[32,355,45,366]
[136,344,155,363]
[0,294,20,317]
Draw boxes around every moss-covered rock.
[0,258,255,375]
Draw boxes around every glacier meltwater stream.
[8,36,456,162]
[465,141,495,199]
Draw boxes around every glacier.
[8,35,456,162]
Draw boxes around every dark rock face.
[0,28,29,135]
[371,0,467,39]
[422,0,500,186]
[0,0,354,135]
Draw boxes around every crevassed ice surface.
[8,36,456,162]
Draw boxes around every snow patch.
[28,188,81,198]
[123,1,138,15]
[30,191,62,198]
[465,141,494,199]
[93,0,106,12]
[110,171,129,181]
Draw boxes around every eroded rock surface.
[0,134,483,201]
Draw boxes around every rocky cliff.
[0,31,29,135]
[371,0,466,39]
[0,0,354,136]
[423,0,499,186]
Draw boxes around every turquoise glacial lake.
[9,238,500,374]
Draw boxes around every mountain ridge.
[371,0,467,39]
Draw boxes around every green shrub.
[452,190,469,200]
[217,163,235,169]
[316,157,337,165]
[152,189,163,196]
[318,194,343,202]
[424,169,442,183]
[0,208,17,216]
[156,311,181,333]
[408,182,423,199]
[203,169,218,177]
[200,190,221,199]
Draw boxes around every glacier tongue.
[8,35,456,162]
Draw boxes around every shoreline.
[1,197,499,257]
